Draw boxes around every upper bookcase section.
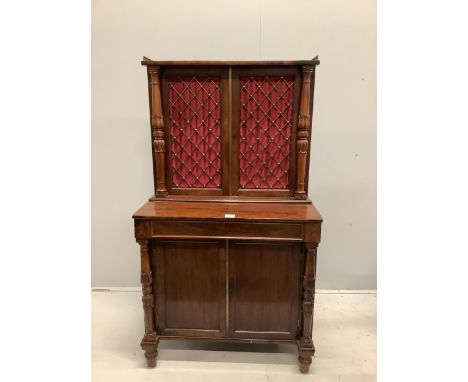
[142,59,320,203]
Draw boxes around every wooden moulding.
[141,57,321,67]
[135,219,322,243]
[132,200,323,223]
[297,243,318,373]
[151,220,303,240]
[148,66,168,197]
[295,65,316,200]
[137,239,159,367]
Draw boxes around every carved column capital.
[148,65,161,77]
[137,239,149,250]
[301,64,314,76]
[305,242,318,251]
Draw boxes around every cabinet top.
[133,201,322,223]
[141,57,320,67]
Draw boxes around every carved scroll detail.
[295,65,315,200]
[138,240,156,335]
[148,66,168,197]
[141,271,152,286]
[300,243,317,348]
[137,239,159,367]
[297,243,317,373]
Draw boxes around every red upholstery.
[168,76,222,189]
[239,76,295,189]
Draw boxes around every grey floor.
[92,290,376,381]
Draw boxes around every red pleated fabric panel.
[239,76,295,189]
[167,76,222,189]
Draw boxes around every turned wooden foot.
[298,355,312,373]
[141,333,159,368]
[297,340,315,374]
[144,348,157,367]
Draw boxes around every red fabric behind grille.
[239,76,295,189]
[168,76,222,189]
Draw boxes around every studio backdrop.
[92,0,376,289]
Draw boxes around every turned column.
[148,66,168,197]
[297,243,318,373]
[295,65,316,200]
[137,239,159,367]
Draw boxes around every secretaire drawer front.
[151,220,304,240]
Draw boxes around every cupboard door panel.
[228,242,302,339]
[154,240,226,337]
[231,67,301,197]
[161,68,229,196]
[239,75,295,189]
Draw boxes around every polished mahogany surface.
[134,60,322,374]
[133,200,322,222]
[228,242,302,339]
[141,58,320,66]
[153,240,226,337]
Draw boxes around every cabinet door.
[228,242,302,339]
[153,240,226,337]
[161,67,229,196]
[230,67,302,197]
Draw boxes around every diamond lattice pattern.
[239,76,295,189]
[168,76,222,188]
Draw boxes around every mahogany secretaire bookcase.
[132,57,323,373]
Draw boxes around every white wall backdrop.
[92,0,376,289]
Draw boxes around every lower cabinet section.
[151,239,303,341]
